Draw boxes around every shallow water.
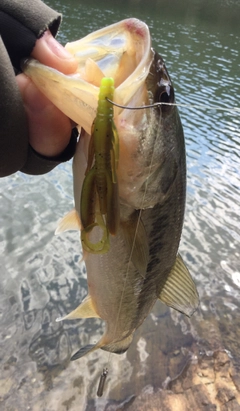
[0,0,239,409]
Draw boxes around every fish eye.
[155,85,175,113]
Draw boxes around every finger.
[31,30,78,74]
[17,73,72,157]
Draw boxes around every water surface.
[0,0,239,410]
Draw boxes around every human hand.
[16,30,78,158]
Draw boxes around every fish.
[23,18,199,359]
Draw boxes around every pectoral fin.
[159,254,199,317]
[121,213,149,278]
[55,209,81,234]
[56,295,99,321]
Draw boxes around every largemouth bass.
[24,18,199,359]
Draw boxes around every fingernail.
[46,34,73,60]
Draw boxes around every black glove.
[0,0,77,177]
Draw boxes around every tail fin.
[71,344,98,361]
[71,333,134,360]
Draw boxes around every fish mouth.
[23,18,153,134]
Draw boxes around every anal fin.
[56,295,99,321]
[159,254,199,317]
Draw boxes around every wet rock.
[130,350,240,411]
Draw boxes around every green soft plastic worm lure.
[80,77,120,254]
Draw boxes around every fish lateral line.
[106,97,240,113]
[97,367,108,397]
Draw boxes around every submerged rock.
[129,350,240,411]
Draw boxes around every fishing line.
[106,98,240,113]
[97,101,163,397]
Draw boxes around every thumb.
[17,73,72,157]
[31,30,78,75]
